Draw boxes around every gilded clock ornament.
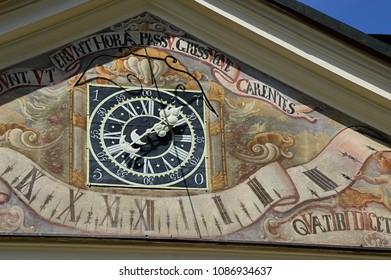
[87,85,208,189]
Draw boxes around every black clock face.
[87,85,208,190]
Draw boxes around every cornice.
[0,0,145,68]
[191,0,391,133]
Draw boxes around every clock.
[87,84,208,190]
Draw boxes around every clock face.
[87,85,208,190]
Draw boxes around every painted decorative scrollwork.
[0,206,35,233]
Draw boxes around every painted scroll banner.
[264,204,391,248]
[0,127,387,239]
[0,149,295,237]
[274,127,388,213]
[212,67,319,123]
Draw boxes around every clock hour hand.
[119,135,140,155]
[120,129,152,154]
[119,120,170,155]
[130,130,147,145]
[119,106,184,155]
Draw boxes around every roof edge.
[263,0,391,64]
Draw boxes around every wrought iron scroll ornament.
[73,45,219,117]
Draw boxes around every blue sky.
[298,0,391,34]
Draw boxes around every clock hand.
[130,130,147,145]
[119,135,140,155]
[120,106,184,155]
[154,106,185,137]
[159,106,183,127]
[119,119,169,154]
[120,127,160,154]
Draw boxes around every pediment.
[0,0,390,255]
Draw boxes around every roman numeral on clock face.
[143,158,154,174]
[122,103,137,117]
[107,115,126,124]
[174,134,192,143]
[169,146,189,161]
[162,157,174,170]
[174,118,186,127]
[121,153,136,168]
[106,144,123,156]
[103,131,121,140]
[140,100,155,115]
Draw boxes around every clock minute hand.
[151,106,184,137]
[159,106,183,126]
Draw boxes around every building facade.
[0,0,390,259]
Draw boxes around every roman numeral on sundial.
[14,167,45,202]
[178,199,190,230]
[212,196,233,225]
[40,191,54,211]
[247,177,273,207]
[56,189,85,223]
[303,167,338,192]
[134,199,155,231]
[101,195,121,228]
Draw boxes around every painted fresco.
[0,13,390,249]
